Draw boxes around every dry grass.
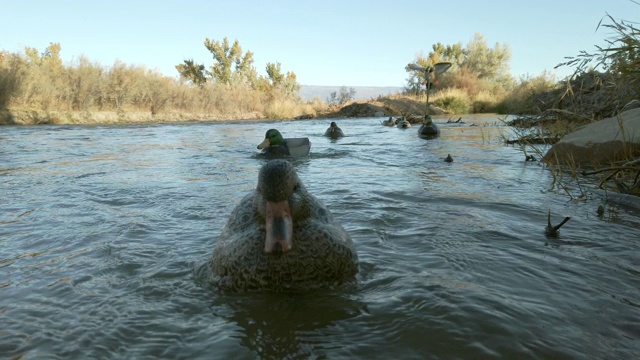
[1,40,571,125]
[0,44,326,123]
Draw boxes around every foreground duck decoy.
[324,121,345,138]
[208,159,359,292]
[418,115,440,138]
[256,129,310,157]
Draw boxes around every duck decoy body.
[324,122,345,138]
[418,115,440,138]
[396,117,411,128]
[257,129,310,157]
[208,159,359,292]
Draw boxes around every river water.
[1,115,639,359]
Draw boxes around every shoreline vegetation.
[0,31,635,130]
[0,109,266,126]
[0,34,566,126]
[0,92,444,126]
[1,13,638,157]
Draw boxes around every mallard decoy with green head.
[257,129,310,157]
[418,115,440,138]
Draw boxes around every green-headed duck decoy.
[418,115,440,138]
[257,129,310,157]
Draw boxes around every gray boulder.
[543,107,640,167]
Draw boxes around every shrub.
[495,72,560,114]
[431,88,471,114]
[0,52,24,109]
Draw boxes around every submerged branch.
[545,210,571,237]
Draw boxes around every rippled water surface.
[1,116,639,359]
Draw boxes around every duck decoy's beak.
[265,200,293,254]
[257,138,270,149]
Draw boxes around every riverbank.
[0,109,269,126]
[0,94,445,126]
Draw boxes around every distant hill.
[298,85,404,101]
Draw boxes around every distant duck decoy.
[382,117,395,126]
[324,121,345,138]
[208,159,359,292]
[257,129,310,158]
[444,154,453,162]
[418,115,440,138]
[396,117,411,128]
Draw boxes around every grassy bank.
[0,109,268,126]
[1,41,569,126]
[0,43,332,125]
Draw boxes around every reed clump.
[500,10,640,198]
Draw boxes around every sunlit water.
[1,115,639,359]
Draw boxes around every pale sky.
[2,0,637,87]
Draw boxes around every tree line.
[0,37,320,120]
[4,27,626,122]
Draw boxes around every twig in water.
[545,209,571,237]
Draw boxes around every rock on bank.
[543,107,640,167]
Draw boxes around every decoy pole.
[424,67,431,116]
[406,62,451,117]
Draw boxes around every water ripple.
[1,117,639,359]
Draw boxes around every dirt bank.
[0,109,266,126]
[1,95,443,126]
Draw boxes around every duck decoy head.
[257,129,285,149]
[256,160,302,254]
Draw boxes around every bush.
[431,88,471,114]
[0,52,24,109]
[495,72,560,114]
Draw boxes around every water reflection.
[211,291,366,358]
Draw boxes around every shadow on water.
[193,259,367,357]
[207,290,367,358]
